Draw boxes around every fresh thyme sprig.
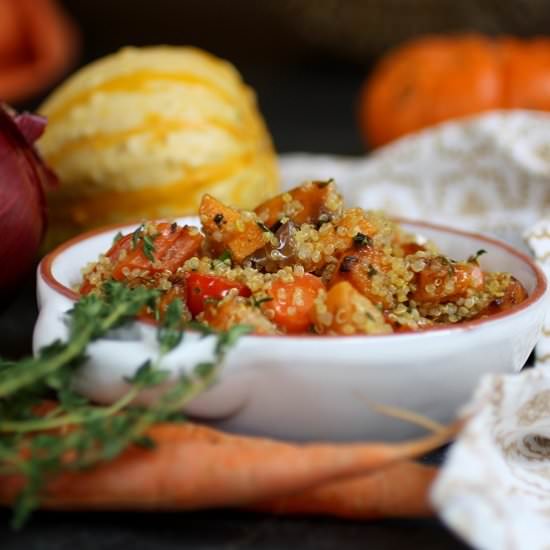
[0,281,250,528]
[0,282,158,398]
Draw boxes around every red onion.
[0,103,57,291]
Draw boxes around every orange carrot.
[254,461,438,519]
[264,273,325,333]
[0,422,456,511]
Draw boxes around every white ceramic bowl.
[34,218,548,442]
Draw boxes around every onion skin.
[0,104,57,291]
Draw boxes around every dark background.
[20,0,550,154]
[5,0,549,547]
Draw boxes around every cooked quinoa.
[80,180,527,335]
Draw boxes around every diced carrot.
[264,274,325,333]
[199,194,265,262]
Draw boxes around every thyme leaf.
[131,225,157,262]
[468,249,487,263]
[217,250,232,263]
[252,296,273,308]
[0,282,249,528]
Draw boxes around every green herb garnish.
[467,249,487,263]
[256,221,271,233]
[184,320,216,337]
[367,265,378,277]
[316,178,334,188]
[157,298,184,354]
[252,296,273,308]
[142,233,158,262]
[339,256,359,273]
[0,282,249,528]
[352,232,372,248]
[131,224,143,250]
[217,250,232,263]
[131,225,157,262]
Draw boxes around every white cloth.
[279,112,550,549]
[432,369,550,550]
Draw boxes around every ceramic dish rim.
[39,217,548,340]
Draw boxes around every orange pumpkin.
[0,0,79,103]
[499,37,550,110]
[359,34,550,148]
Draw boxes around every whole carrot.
[0,422,455,511]
[254,461,438,519]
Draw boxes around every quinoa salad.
[80,180,528,335]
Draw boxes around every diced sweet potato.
[330,244,394,308]
[411,257,484,303]
[399,242,427,256]
[201,296,278,335]
[314,281,391,335]
[199,194,266,263]
[474,276,527,318]
[254,180,343,228]
[312,209,379,267]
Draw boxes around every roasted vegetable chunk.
[313,282,391,335]
[411,256,484,304]
[202,295,278,335]
[200,194,266,262]
[254,180,343,228]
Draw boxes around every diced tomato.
[264,273,325,333]
[185,272,251,317]
[106,222,204,281]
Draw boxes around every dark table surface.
[1,0,477,546]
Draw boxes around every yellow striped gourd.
[38,46,279,246]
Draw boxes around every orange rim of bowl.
[40,217,548,339]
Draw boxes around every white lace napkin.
[279,111,550,549]
[280,110,550,251]
[431,369,550,550]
